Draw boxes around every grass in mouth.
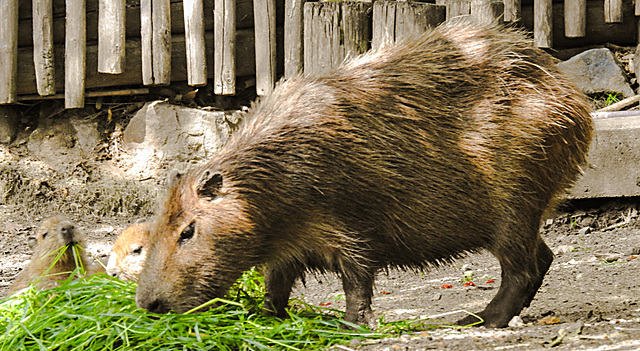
[2,253,477,350]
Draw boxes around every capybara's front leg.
[342,271,376,328]
[263,263,301,318]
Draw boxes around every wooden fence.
[0,0,638,109]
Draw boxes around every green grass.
[1,265,480,351]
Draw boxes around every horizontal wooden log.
[521,0,636,48]
[17,0,284,47]
[16,28,284,96]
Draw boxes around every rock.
[554,245,575,256]
[0,106,19,144]
[578,226,591,236]
[557,48,635,98]
[594,252,622,262]
[508,316,524,327]
[122,101,242,180]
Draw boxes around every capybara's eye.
[42,232,48,239]
[178,222,195,245]
[131,245,143,255]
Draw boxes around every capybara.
[107,221,150,282]
[135,20,593,328]
[9,215,105,293]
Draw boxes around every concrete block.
[570,111,640,198]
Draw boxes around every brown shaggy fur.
[136,20,593,328]
[9,215,104,293]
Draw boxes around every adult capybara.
[107,221,150,282]
[9,215,104,293]
[135,20,593,328]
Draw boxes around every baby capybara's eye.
[178,222,195,245]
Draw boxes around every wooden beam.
[183,0,207,86]
[254,0,277,95]
[534,0,553,47]
[284,0,305,78]
[65,0,86,108]
[214,0,236,95]
[0,0,19,104]
[33,0,56,96]
[152,0,171,85]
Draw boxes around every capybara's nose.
[59,222,75,242]
[107,267,120,278]
[136,293,170,314]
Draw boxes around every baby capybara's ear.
[197,171,223,200]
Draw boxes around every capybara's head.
[135,169,259,314]
[29,215,82,271]
[107,221,151,282]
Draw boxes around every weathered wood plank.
[33,0,56,96]
[98,0,125,73]
[254,0,277,95]
[470,0,504,25]
[284,0,305,78]
[152,0,171,85]
[533,0,553,47]
[214,0,236,95]
[140,0,152,84]
[16,29,282,96]
[372,1,396,50]
[304,2,372,77]
[0,0,19,104]
[564,0,586,37]
[183,0,207,86]
[604,0,622,23]
[394,3,445,42]
[65,0,86,108]
[503,0,521,22]
[446,0,470,20]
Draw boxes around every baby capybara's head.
[107,221,151,282]
[135,169,260,314]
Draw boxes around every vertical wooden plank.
[604,0,622,23]
[341,2,371,62]
[470,0,504,25]
[152,0,171,85]
[184,0,207,86]
[0,0,18,104]
[503,0,521,22]
[372,0,396,51]
[636,0,640,16]
[284,0,305,78]
[446,0,470,20]
[564,0,586,37]
[33,0,56,96]
[141,0,153,85]
[304,2,370,77]
[98,0,126,73]
[394,3,445,43]
[65,0,86,108]
[533,0,552,48]
[214,0,236,95]
[254,0,277,95]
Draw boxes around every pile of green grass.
[2,266,467,351]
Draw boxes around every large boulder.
[558,48,635,99]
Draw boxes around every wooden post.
[214,0,236,95]
[284,0,305,78]
[152,0,171,85]
[33,0,56,96]
[65,0,86,108]
[564,0,586,37]
[184,0,207,86]
[98,0,126,73]
[604,0,622,23]
[503,0,521,22]
[446,0,470,20]
[394,3,445,43]
[533,0,552,48]
[254,0,277,95]
[372,1,396,50]
[470,0,504,25]
[304,2,371,77]
[141,0,153,85]
[0,0,18,104]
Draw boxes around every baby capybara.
[135,20,593,328]
[107,221,150,282]
[9,215,104,293]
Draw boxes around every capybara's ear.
[197,170,223,200]
[27,236,37,250]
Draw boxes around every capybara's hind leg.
[458,230,553,328]
[342,270,376,328]
[263,263,302,318]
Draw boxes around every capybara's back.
[9,215,104,293]
[107,221,150,282]
[136,20,593,328]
